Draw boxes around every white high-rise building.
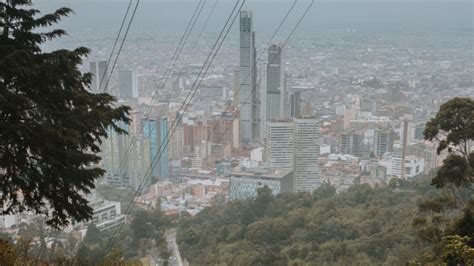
[89,60,108,93]
[266,118,320,192]
[294,119,320,192]
[267,120,294,170]
[239,10,258,143]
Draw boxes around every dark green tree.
[0,239,17,265]
[424,97,474,190]
[83,224,102,247]
[130,210,153,243]
[413,97,474,263]
[0,0,130,227]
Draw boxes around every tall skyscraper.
[265,44,283,122]
[159,117,169,180]
[89,60,108,93]
[101,122,129,186]
[128,135,151,191]
[118,69,139,100]
[294,119,320,192]
[400,114,414,179]
[233,68,240,106]
[142,118,159,183]
[239,10,258,143]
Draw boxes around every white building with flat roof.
[229,168,293,200]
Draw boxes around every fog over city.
[0,0,473,265]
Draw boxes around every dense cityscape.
[0,0,473,265]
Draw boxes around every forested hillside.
[177,179,433,265]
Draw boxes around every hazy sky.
[35,1,471,36]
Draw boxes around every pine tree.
[0,0,130,228]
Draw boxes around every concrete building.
[266,118,320,192]
[229,168,293,200]
[373,128,394,157]
[102,122,129,186]
[118,69,139,100]
[289,91,301,118]
[78,199,125,236]
[267,120,294,170]
[89,60,108,93]
[340,131,364,156]
[128,135,151,190]
[294,119,320,192]
[381,151,425,179]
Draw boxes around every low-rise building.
[229,168,293,200]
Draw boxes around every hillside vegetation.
[177,179,434,265]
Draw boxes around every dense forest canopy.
[178,180,425,265]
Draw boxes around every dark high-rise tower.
[239,10,257,143]
[265,44,283,121]
[118,69,139,100]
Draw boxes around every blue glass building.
[159,117,169,179]
[142,118,158,183]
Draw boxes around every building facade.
[373,128,394,157]
[118,69,139,100]
[294,119,320,192]
[229,168,293,200]
[267,120,294,170]
[89,60,108,93]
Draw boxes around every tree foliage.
[0,239,17,265]
[0,0,130,227]
[424,97,474,190]
[177,182,430,265]
[413,97,474,263]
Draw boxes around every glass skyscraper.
[142,118,158,183]
[265,44,283,121]
[159,117,169,180]
[239,10,258,143]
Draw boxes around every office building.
[289,91,301,118]
[373,128,394,157]
[340,131,364,156]
[159,117,169,180]
[128,135,151,190]
[118,69,139,100]
[229,168,293,200]
[383,151,424,179]
[239,10,258,143]
[102,122,129,186]
[294,119,320,192]
[266,118,320,192]
[267,120,294,170]
[89,60,108,93]
[265,44,283,121]
[142,118,159,182]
